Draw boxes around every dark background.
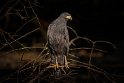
[1,0,124,42]
[1,0,124,56]
[0,0,124,82]
[39,0,124,42]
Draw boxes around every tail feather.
[54,69,62,78]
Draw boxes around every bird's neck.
[56,18,67,23]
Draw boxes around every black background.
[0,0,124,83]
[0,0,124,43]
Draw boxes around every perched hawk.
[47,12,72,69]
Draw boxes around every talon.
[49,63,59,70]
[49,56,60,70]
[49,56,69,70]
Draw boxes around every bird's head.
[60,12,72,20]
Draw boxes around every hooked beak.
[65,16,72,20]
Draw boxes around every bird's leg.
[64,55,69,69]
[55,56,59,69]
[49,56,59,70]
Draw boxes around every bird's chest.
[52,23,67,36]
[51,28,67,43]
[53,29,65,41]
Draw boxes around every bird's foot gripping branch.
[48,55,69,69]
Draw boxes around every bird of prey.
[47,12,72,70]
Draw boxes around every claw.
[49,56,69,70]
[49,56,60,70]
